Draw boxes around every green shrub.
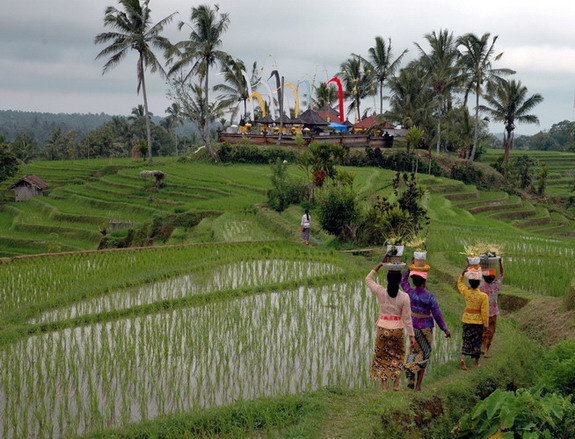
[217,144,296,164]
[317,186,359,240]
[356,172,429,246]
[539,340,575,396]
[347,150,444,176]
[267,159,306,211]
[451,162,485,186]
[453,386,575,439]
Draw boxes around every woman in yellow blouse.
[457,266,489,370]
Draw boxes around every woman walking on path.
[300,209,311,245]
[457,266,489,370]
[480,259,504,358]
[401,269,451,391]
[366,263,415,391]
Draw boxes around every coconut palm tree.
[385,63,435,132]
[313,83,338,109]
[479,80,543,163]
[169,81,231,159]
[367,36,408,114]
[213,56,261,121]
[162,103,183,155]
[95,0,176,163]
[167,4,230,152]
[457,33,515,161]
[415,29,460,154]
[339,55,375,122]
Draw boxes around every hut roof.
[275,113,293,124]
[9,174,49,190]
[354,113,396,130]
[316,105,340,123]
[257,114,275,124]
[298,108,328,125]
[317,105,339,115]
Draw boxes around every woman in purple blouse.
[401,269,451,391]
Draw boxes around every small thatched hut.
[139,170,166,188]
[9,175,49,202]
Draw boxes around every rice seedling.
[0,279,459,438]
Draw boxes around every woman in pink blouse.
[366,262,415,391]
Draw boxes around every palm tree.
[366,36,408,114]
[457,33,515,161]
[415,29,460,154]
[95,0,176,163]
[213,56,261,121]
[339,56,375,122]
[167,4,230,152]
[161,103,183,155]
[313,83,338,109]
[169,81,231,158]
[385,63,435,132]
[128,104,150,121]
[479,80,543,163]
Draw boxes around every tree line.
[0,105,201,164]
[91,1,544,164]
[1,1,547,166]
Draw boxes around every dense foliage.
[453,387,575,439]
[316,186,360,240]
[218,143,296,164]
[267,159,306,211]
[515,120,575,152]
[0,143,19,184]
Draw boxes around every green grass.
[0,155,573,438]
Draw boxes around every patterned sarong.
[404,328,433,379]
[462,323,484,359]
[482,316,497,351]
[370,327,405,381]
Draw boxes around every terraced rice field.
[1,157,573,438]
[482,148,575,198]
[0,239,466,439]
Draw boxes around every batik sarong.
[404,328,433,378]
[461,323,484,359]
[370,327,405,381]
[482,315,497,351]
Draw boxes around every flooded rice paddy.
[2,280,459,439]
[35,260,341,323]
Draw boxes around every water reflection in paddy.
[36,259,341,323]
[3,281,459,439]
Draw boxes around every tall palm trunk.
[469,85,480,162]
[203,68,217,160]
[356,94,361,122]
[140,55,153,163]
[436,115,441,154]
[503,125,513,163]
[379,81,384,114]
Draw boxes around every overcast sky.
[1,0,574,135]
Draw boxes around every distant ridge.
[0,109,198,145]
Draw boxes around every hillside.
[0,153,574,438]
[0,109,201,145]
